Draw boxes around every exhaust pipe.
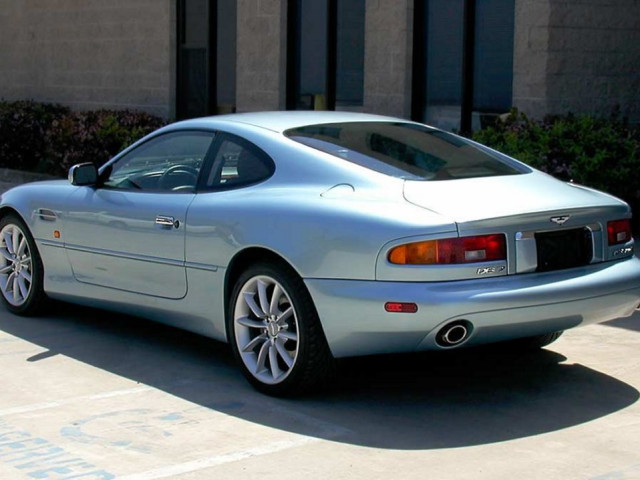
[436,320,472,347]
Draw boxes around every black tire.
[227,261,334,396]
[502,331,564,351]
[0,214,46,316]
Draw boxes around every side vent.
[37,208,57,222]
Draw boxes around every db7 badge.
[477,266,506,275]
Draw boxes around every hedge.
[473,109,640,230]
[1,100,638,230]
[0,100,69,173]
[0,100,166,177]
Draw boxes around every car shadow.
[604,310,640,332]
[1,302,638,451]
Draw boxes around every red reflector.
[607,219,632,246]
[384,302,418,313]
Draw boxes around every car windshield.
[285,122,528,180]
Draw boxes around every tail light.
[607,219,632,246]
[389,234,506,265]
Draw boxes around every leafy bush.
[0,100,69,171]
[43,109,166,176]
[474,109,640,230]
[0,100,166,177]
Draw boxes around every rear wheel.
[228,261,333,396]
[0,215,46,315]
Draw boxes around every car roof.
[172,111,413,134]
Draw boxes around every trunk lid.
[403,171,632,274]
[403,171,627,224]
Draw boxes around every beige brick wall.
[2,1,637,123]
[513,0,640,122]
[363,0,413,118]
[235,0,287,112]
[0,0,175,118]
[512,0,551,119]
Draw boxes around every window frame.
[200,132,276,192]
[286,0,365,111]
[176,0,216,119]
[98,130,217,194]
[411,0,515,134]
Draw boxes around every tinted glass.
[205,135,275,189]
[473,0,515,112]
[336,0,365,106]
[178,0,210,119]
[423,0,464,130]
[285,122,527,180]
[291,0,329,110]
[103,131,214,191]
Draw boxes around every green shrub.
[474,109,640,229]
[43,109,166,176]
[0,100,166,177]
[0,100,70,171]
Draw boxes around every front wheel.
[228,262,333,396]
[0,214,46,315]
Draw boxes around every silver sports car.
[1,111,640,395]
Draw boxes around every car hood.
[403,171,627,224]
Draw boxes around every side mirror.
[69,163,98,186]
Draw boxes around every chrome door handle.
[155,215,178,228]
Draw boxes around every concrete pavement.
[0,304,639,479]
[0,170,639,479]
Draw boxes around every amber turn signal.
[389,234,506,265]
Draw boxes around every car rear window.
[284,122,528,180]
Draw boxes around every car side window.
[102,131,215,192]
[205,135,274,189]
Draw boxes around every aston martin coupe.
[1,111,639,395]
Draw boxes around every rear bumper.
[305,257,640,358]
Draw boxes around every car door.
[62,130,216,299]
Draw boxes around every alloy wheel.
[0,223,33,307]
[233,275,300,385]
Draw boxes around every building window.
[335,0,365,107]
[472,1,514,115]
[412,0,515,133]
[215,0,237,114]
[287,0,365,110]
[177,0,236,119]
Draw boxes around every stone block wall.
[2,0,637,123]
[513,0,640,122]
[512,0,551,119]
[0,0,175,118]
[235,0,287,112]
[363,0,413,118]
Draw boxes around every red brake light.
[607,219,632,246]
[439,234,506,263]
[389,234,506,265]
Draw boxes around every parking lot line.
[0,386,151,416]
[117,436,317,480]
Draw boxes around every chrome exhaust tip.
[436,320,472,347]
